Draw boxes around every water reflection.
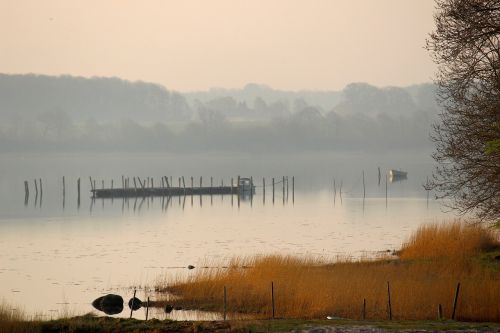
[0,152,453,320]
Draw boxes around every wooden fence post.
[362,298,366,320]
[223,286,227,321]
[451,282,460,320]
[387,281,392,320]
[271,281,275,319]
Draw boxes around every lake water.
[0,152,455,320]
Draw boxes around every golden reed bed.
[160,221,500,321]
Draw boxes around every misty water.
[0,151,454,320]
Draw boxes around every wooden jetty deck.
[92,186,237,198]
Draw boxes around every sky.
[0,0,437,92]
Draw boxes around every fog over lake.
[0,74,455,319]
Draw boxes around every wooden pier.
[91,185,237,198]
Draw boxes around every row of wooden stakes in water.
[23,176,295,199]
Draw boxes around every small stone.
[164,304,174,313]
[187,265,195,269]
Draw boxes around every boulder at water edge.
[128,297,143,310]
[92,294,124,315]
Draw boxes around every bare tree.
[427,0,500,221]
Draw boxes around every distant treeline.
[0,74,439,153]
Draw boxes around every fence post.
[223,286,227,321]
[387,281,392,320]
[451,282,460,320]
[362,298,366,320]
[271,281,275,319]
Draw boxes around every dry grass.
[160,221,500,322]
[0,300,39,333]
[399,221,499,260]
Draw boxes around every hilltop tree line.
[0,74,438,153]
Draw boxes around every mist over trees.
[0,74,439,153]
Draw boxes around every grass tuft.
[399,221,499,260]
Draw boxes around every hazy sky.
[0,0,436,91]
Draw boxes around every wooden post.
[223,286,227,321]
[34,179,38,196]
[237,175,240,207]
[39,178,43,197]
[200,176,202,189]
[210,177,213,194]
[292,176,295,203]
[362,170,366,199]
[230,177,233,193]
[24,181,29,204]
[387,281,392,320]
[122,175,125,188]
[89,177,93,191]
[282,176,285,199]
[362,298,366,320]
[151,177,154,188]
[129,289,136,319]
[161,177,165,188]
[250,176,253,200]
[133,177,137,190]
[77,178,81,205]
[272,178,275,203]
[102,180,104,189]
[111,179,114,190]
[166,176,170,188]
[62,176,66,198]
[378,167,381,186]
[286,176,289,200]
[451,282,460,320]
[271,281,275,319]
[145,297,150,321]
[340,181,343,204]
[263,178,266,204]
[438,304,443,320]
[93,180,96,192]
